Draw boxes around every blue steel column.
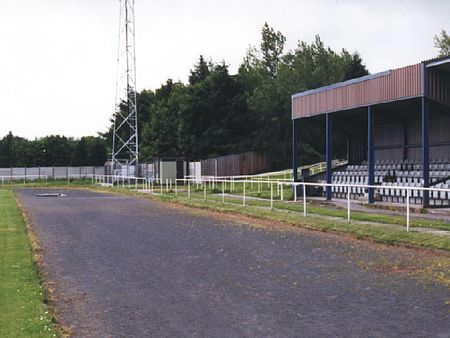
[368,106,375,204]
[326,114,332,200]
[422,96,430,207]
[292,119,298,182]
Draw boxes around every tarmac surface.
[16,189,450,338]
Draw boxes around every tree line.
[0,132,107,167]
[106,23,369,169]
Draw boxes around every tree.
[342,51,369,80]
[434,29,450,57]
[72,137,89,166]
[89,138,107,166]
[189,55,211,85]
[0,132,14,167]
[260,22,286,76]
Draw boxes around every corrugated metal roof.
[421,55,450,65]
[291,71,391,99]
[292,56,450,120]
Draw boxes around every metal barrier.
[177,178,450,232]
[90,174,450,233]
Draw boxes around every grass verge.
[170,195,450,251]
[0,190,57,337]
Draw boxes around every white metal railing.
[176,178,450,233]
[0,175,48,184]
[90,174,450,233]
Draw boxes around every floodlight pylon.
[112,0,138,174]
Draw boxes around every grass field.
[0,190,56,337]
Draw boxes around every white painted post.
[175,179,178,197]
[281,184,284,201]
[166,179,169,192]
[188,182,191,199]
[303,184,307,217]
[160,179,163,195]
[347,187,351,222]
[270,183,273,210]
[204,184,207,201]
[406,189,410,232]
[222,181,225,204]
[243,182,246,206]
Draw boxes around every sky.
[0,0,448,140]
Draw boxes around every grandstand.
[291,56,450,207]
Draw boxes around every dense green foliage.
[434,29,450,57]
[0,132,107,167]
[106,23,368,169]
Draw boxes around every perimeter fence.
[0,166,105,181]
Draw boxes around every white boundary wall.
[0,166,105,179]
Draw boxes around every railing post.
[294,183,297,202]
[347,187,351,222]
[175,179,178,197]
[303,184,307,217]
[243,182,246,206]
[204,183,207,201]
[188,181,191,199]
[270,183,273,210]
[222,181,225,204]
[406,189,410,232]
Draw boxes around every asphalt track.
[16,189,450,337]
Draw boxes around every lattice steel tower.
[112,0,138,174]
